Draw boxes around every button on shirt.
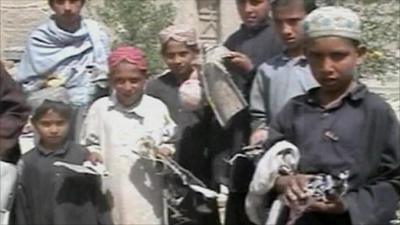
[146,72,213,185]
[269,83,400,225]
[81,94,176,158]
[15,142,109,225]
[80,94,176,224]
[250,53,319,130]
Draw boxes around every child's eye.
[115,78,125,84]
[331,52,348,61]
[56,121,66,126]
[179,52,188,58]
[288,19,301,26]
[40,122,51,127]
[129,78,140,83]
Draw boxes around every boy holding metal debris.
[14,100,111,225]
[248,6,400,225]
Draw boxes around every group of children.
[0,0,398,225]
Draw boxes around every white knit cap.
[303,6,361,41]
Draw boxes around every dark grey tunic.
[209,22,284,189]
[14,142,111,225]
[146,72,213,184]
[224,22,284,98]
[270,83,400,225]
[219,22,284,225]
[0,63,30,164]
[146,72,221,225]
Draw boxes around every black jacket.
[209,22,284,191]
[270,84,400,225]
[0,63,30,164]
[14,142,112,225]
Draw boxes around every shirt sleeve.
[260,100,294,151]
[343,105,400,225]
[159,104,177,154]
[269,98,296,136]
[249,68,270,131]
[80,101,103,155]
[0,64,30,162]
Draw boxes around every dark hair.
[31,100,73,123]
[48,0,86,6]
[271,0,317,14]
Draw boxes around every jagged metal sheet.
[201,45,247,128]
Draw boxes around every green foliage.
[98,0,176,74]
[339,1,400,81]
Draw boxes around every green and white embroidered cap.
[303,6,361,42]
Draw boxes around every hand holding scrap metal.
[284,171,350,225]
[133,135,218,199]
[305,171,349,202]
[228,144,265,165]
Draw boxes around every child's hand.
[87,152,103,165]
[275,174,311,204]
[224,51,254,73]
[156,147,173,158]
[307,194,347,214]
[249,128,268,145]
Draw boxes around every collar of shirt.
[164,71,183,86]
[240,19,271,37]
[305,82,367,109]
[107,92,148,119]
[37,141,71,157]
[279,52,308,66]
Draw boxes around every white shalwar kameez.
[81,94,176,225]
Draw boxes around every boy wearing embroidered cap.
[264,6,400,225]
[81,46,176,224]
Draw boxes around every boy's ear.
[356,45,367,65]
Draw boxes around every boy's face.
[162,40,198,78]
[237,0,269,28]
[272,1,306,49]
[34,110,69,149]
[110,62,146,107]
[50,0,83,26]
[305,36,365,93]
